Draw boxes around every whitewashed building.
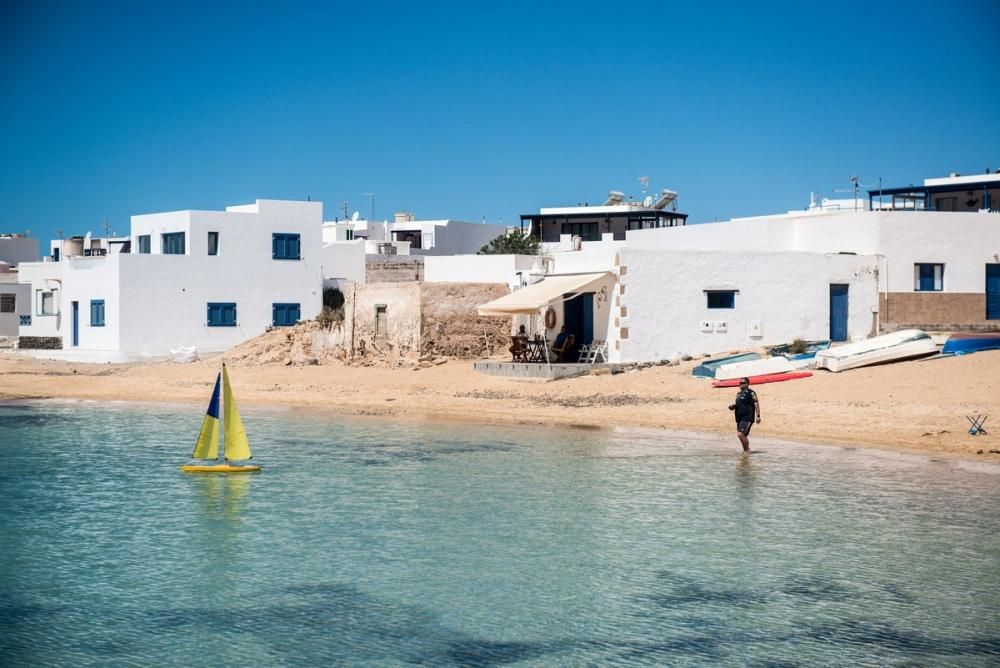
[476,177,1000,364]
[17,200,323,361]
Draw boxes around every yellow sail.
[222,365,252,462]
[191,373,221,460]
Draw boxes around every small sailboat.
[180,364,261,473]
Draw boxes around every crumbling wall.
[343,282,422,364]
[419,282,510,358]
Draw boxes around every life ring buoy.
[544,307,557,330]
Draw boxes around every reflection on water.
[1,402,999,667]
[189,474,252,520]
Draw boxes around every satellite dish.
[351,211,360,221]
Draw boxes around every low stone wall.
[17,336,63,349]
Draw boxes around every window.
[561,222,600,241]
[272,303,301,327]
[162,232,185,255]
[0,293,14,313]
[208,232,219,256]
[207,302,237,327]
[346,229,354,241]
[914,263,943,291]
[137,235,151,254]
[706,290,736,309]
[375,305,387,338]
[90,299,105,326]
[37,290,57,315]
[272,233,301,260]
[52,247,60,262]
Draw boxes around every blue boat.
[941,332,1000,356]
[691,352,760,378]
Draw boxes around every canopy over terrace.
[477,272,612,316]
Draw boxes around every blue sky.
[2,0,999,244]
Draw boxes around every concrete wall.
[59,255,123,350]
[414,221,510,255]
[0,237,40,265]
[424,254,536,291]
[617,248,878,362]
[365,256,424,282]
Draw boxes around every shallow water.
[1,401,999,666]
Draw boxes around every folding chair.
[577,344,592,362]
[967,415,988,435]
[591,341,608,363]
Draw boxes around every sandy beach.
[2,344,998,462]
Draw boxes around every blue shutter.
[90,300,105,326]
[919,264,934,291]
[207,302,237,326]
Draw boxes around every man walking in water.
[728,377,761,452]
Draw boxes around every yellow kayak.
[180,464,261,473]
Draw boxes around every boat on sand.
[712,371,813,388]
[814,329,936,373]
[941,332,1000,356]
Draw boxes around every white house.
[18,199,323,361]
[476,178,1000,364]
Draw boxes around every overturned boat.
[814,329,937,373]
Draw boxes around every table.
[524,339,549,363]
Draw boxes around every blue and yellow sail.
[191,373,221,460]
[182,364,259,473]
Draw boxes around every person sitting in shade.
[509,325,529,361]
[551,326,574,362]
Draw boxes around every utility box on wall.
[748,320,763,337]
[714,321,728,333]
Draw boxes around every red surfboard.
[712,371,812,388]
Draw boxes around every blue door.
[829,284,849,342]
[987,264,1000,320]
[71,301,79,347]
[562,292,595,353]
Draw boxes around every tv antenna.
[639,175,649,197]
[341,200,349,220]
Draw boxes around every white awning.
[477,272,613,316]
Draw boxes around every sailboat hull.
[180,464,261,473]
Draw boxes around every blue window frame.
[272,233,301,260]
[162,232,185,255]
[706,290,736,309]
[915,263,943,291]
[272,303,301,327]
[137,235,151,254]
[207,302,237,327]
[90,299,105,326]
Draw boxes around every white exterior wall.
[16,261,63,338]
[617,249,878,362]
[60,256,123,350]
[424,254,536,291]
[405,220,509,255]
[320,240,367,286]
[875,212,1000,292]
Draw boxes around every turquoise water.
[1,402,999,667]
